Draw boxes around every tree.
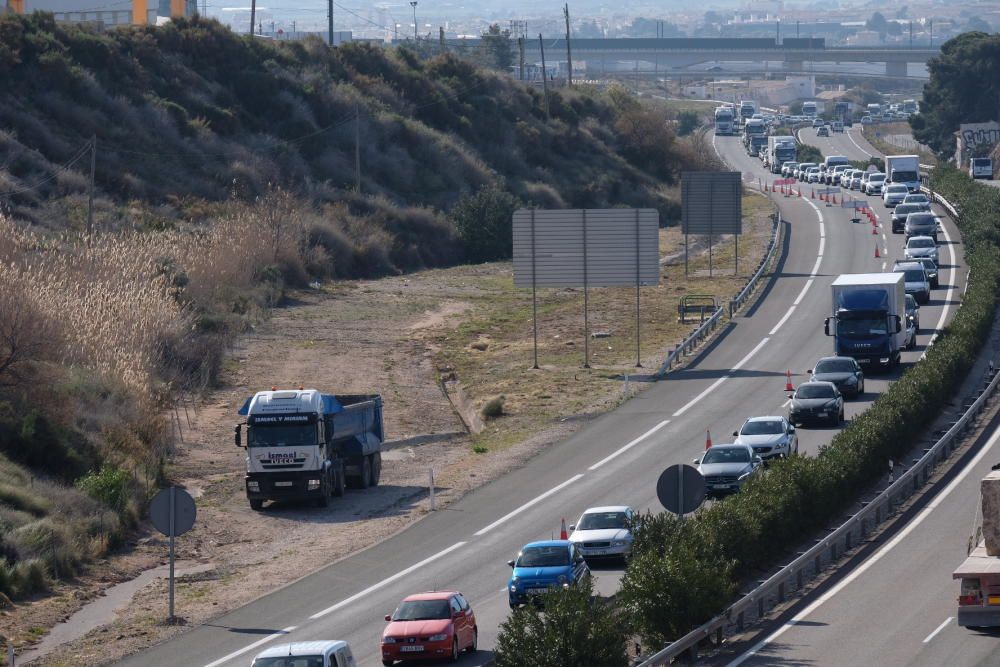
[614,106,679,181]
[866,12,888,36]
[676,110,699,136]
[966,17,992,33]
[494,578,629,667]
[450,182,520,263]
[482,24,513,70]
[912,31,1000,157]
[886,21,903,36]
[0,282,60,388]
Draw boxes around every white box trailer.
[825,273,905,370]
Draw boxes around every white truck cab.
[251,640,356,667]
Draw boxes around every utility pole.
[328,0,333,45]
[909,21,913,47]
[518,36,525,80]
[539,33,550,119]
[928,20,933,47]
[86,135,96,244]
[796,20,799,39]
[354,105,361,192]
[439,26,444,52]
[776,19,780,44]
[410,0,417,40]
[563,3,573,86]
[250,0,255,36]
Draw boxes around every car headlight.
[307,479,321,490]
[826,400,839,409]
[383,637,398,644]
[428,634,449,642]
[611,540,628,547]
[510,576,520,591]
[247,480,260,492]
[738,470,753,480]
[557,574,567,584]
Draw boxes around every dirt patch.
[2,195,775,666]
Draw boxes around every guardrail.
[655,210,781,378]
[640,190,990,665]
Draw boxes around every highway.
[716,126,1000,667]
[115,125,965,667]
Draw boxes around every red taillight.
[959,595,981,606]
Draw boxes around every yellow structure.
[131,0,146,23]
[169,0,182,16]
[9,0,26,12]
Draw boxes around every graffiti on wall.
[960,122,1000,148]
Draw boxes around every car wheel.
[859,379,865,395]
[249,498,263,511]
[382,661,394,667]
[469,626,478,652]
[451,637,459,662]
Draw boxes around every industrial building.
[2,0,194,26]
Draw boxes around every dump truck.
[824,273,905,370]
[235,389,384,510]
[954,468,1000,628]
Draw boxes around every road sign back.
[149,486,196,537]
[656,464,706,516]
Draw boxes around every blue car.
[507,540,590,609]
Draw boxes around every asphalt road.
[713,126,1000,667]
[115,127,965,667]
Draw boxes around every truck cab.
[252,640,356,667]
[236,389,384,510]
[954,470,1000,628]
[825,274,904,370]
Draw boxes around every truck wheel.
[315,491,329,508]
[333,466,345,497]
[249,499,264,511]
[359,456,371,490]
[370,452,381,487]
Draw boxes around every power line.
[0,140,93,198]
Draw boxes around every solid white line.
[847,128,874,158]
[793,279,814,306]
[922,617,953,644]
[769,307,796,336]
[202,627,298,667]
[474,476,583,536]
[818,237,826,257]
[674,376,729,417]
[881,261,887,272]
[726,422,1000,667]
[932,222,957,335]
[309,541,468,619]
[589,420,671,470]
[819,224,826,238]
[810,255,823,277]
[733,337,771,371]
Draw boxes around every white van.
[970,157,993,180]
[252,641,356,667]
[823,155,850,173]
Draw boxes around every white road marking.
[588,420,671,470]
[781,398,791,408]
[474,476,583,536]
[810,255,823,277]
[769,307,796,336]
[673,337,771,416]
[881,261,887,271]
[847,128,874,158]
[202,627,298,667]
[818,237,826,257]
[726,421,1000,667]
[793,279,814,306]
[922,617,953,644]
[310,541,468,619]
[819,223,826,238]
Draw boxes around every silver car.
[732,416,798,461]
[864,173,886,195]
[694,444,762,498]
[848,170,865,190]
[883,184,910,208]
[568,506,634,562]
[782,162,800,178]
[807,168,822,183]
[901,193,931,212]
[904,212,938,241]
[894,260,931,304]
[904,235,939,264]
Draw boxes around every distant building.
[6,0,195,25]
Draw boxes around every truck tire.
[358,456,371,490]
[315,476,330,508]
[370,452,381,487]
[333,465,345,497]
[249,499,264,511]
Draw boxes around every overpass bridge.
[447,37,939,78]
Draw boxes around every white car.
[253,641,356,667]
[864,173,887,195]
[847,170,865,190]
[568,506,634,562]
[883,183,909,207]
[782,162,800,178]
[904,235,940,264]
[807,168,822,183]
[732,416,798,461]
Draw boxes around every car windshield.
[838,317,887,336]
[870,174,886,182]
[909,239,935,248]
[904,195,928,203]
[516,546,569,567]
[796,384,836,399]
[252,658,324,667]
[248,424,317,448]
[919,258,937,269]
[740,420,784,435]
[702,447,750,464]
[908,214,934,225]
[887,185,908,194]
[392,599,451,621]
[895,205,918,216]
[577,511,629,530]
[815,359,855,373]
[902,269,925,281]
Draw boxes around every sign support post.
[635,209,642,367]
[582,209,590,369]
[530,208,539,369]
[168,486,176,622]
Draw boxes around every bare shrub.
[0,281,62,388]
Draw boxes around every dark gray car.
[914,257,939,288]
[891,203,923,233]
[904,212,939,242]
[694,444,762,498]
[809,357,864,399]
[789,381,844,426]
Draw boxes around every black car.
[905,293,920,330]
[809,357,865,399]
[914,257,939,289]
[891,203,923,234]
[789,381,844,426]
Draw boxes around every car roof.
[798,381,837,388]
[707,443,745,450]
[255,641,349,658]
[744,415,784,422]
[401,590,459,602]
[816,356,855,364]
[522,540,571,549]
[580,505,631,514]
[907,235,935,242]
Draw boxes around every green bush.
[624,165,1000,646]
[494,577,629,667]
[450,183,521,263]
[75,465,132,516]
[796,143,824,164]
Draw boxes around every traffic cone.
[872,224,878,234]
[812,188,816,199]
[705,429,713,450]
[784,370,794,392]
[874,244,881,258]
[833,195,839,205]
[764,183,769,192]
[560,518,568,540]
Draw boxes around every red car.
[380,590,477,665]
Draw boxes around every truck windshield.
[248,425,317,447]
[838,318,887,337]
[891,171,918,183]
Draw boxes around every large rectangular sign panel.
[681,172,742,235]
[512,209,660,288]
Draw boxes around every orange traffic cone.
[832,194,838,205]
[812,188,816,199]
[874,244,881,258]
[705,429,713,450]
[872,224,878,234]
[785,369,794,392]
[560,517,568,540]
[764,183,769,192]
